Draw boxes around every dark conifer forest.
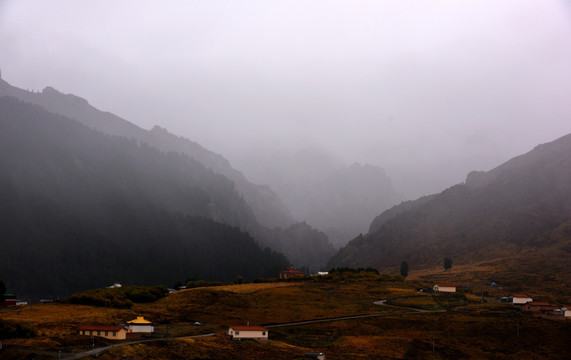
[0,97,288,298]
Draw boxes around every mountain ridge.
[0,75,335,277]
[0,96,290,298]
[0,77,295,229]
[328,133,571,301]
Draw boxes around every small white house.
[512,294,533,305]
[563,307,571,317]
[127,316,154,333]
[227,325,269,340]
[433,283,456,293]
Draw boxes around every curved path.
[63,300,443,359]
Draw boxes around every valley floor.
[1,274,570,359]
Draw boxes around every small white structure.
[512,294,533,305]
[433,283,456,293]
[563,307,571,317]
[227,325,269,340]
[127,316,154,333]
[304,352,326,360]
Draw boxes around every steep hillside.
[0,97,289,298]
[0,77,338,271]
[328,133,571,295]
[0,77,295,229]
[265,222,336,273]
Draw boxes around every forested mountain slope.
[0,97,288,298]
[328,133,571,296]
[0,76,336,271]
[0,78,295,229]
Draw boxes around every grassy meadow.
[1,271,570,359]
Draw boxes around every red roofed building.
[512,294,533,305]
[227,325,269,340]
[522,302,559,313]
[432,283,456,293]
[280,267,305,280]
[79,325,127,340]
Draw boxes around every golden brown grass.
[207,281,300,293]
[1,278,570,359]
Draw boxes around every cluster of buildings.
[0,293,27,307]
[79,316,272,342]
[431,284,571,320]
[79,316,154,340]
[501,294,571,319]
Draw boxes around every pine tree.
[400,261,409,277]
[444,257,453,271]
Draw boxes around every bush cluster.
[68,285,168,308]
[185,280,224,289]
[0,319,37,339]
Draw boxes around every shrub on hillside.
[185,280,224,289]
[68,285,168,308]
[0,319,37,339]
[123,285,168,303]
[68,290,133,309]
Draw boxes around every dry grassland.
[207,281,300,293]
[1,278,570,359]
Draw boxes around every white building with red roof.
[227,325,269,340]
[512,294,533,305]
[432,282,456,293]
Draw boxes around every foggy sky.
[1,0,570,198]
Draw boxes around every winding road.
[58,300,443,359]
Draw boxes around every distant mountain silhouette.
[328,134,571,298]
[0,75,335,293]
[0,77,295,229]
[0,96,290,298]
[266,222,336,273]
[236,149,402,247]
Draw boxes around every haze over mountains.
[0,76,355,297]
[237,149,402,247]
[1,71,571,301]
[328,133,571,299]
[0,76,295,230]
[0,96,291,297]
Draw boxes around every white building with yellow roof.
[127,316,154,333]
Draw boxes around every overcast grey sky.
[1,0,570,197]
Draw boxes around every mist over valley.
[1,2,571,358]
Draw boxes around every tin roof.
[230,325,269,332]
